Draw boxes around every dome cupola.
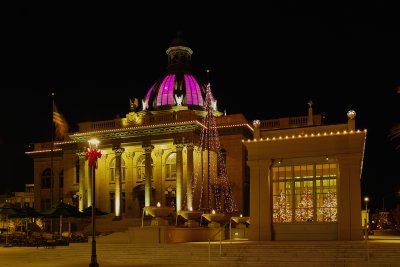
[142,33,209,112]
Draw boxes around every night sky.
[1,3,400,211]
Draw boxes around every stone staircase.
[75,218,400,266]
[58,239,400,266]
[1,235,400,266]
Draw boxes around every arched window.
[165,152,176,181]
[136,154,153,182]
[109,157,126,183]
[41,168,52,189]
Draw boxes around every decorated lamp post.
[364,196,369,212]
[364,196,369,225]
[86,139,101,267]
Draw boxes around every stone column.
[247,159,273,241]
[154,149,164,205]
[77,151,87,211]
[175,143,184,212]
[125,151,135,217]
[87,155,93,208]
[113,147,125,220]
[143,144,154,207]
[337,153,363,241]
[186,143,194,210]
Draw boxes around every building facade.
[0,184,35,208]
[27,35,252,220]
[27,36,366,240]
[245,108,366,240]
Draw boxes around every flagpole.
[51,92,55,209]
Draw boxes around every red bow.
[86,148,102,167]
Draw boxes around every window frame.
[272,161,338,223]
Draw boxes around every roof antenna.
[206,69,210,85]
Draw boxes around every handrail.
[141,209,145,228]
[364,218,370,263]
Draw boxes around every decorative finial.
[307,100,314,126]
[347,110,356,120]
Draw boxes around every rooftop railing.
[259,114,322,130]
[77,111,250,133]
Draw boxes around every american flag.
[53,102,69,140]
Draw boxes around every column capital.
[186,143,195,150]
[143,144,154,153]
[76,151,87,161]
[176,143,185,151]
[113,147,125,157]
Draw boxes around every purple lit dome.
[143,33,208,112]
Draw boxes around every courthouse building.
[26,35,366,241]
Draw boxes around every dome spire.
[166,32,193,70]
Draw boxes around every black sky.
[1,3,400,211]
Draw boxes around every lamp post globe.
[364,197,369,212]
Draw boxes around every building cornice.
[70,121,204,142]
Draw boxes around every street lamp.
[364,196,370,227]
[86,139,101,267]
[364,197,369,212]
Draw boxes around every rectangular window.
[110,168,115,183]
[41,198,51,211]
[272,162,337,223]
[110,168,126,183]
[138,166,144,181]
[166,164,177,180]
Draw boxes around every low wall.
[127,226,230,243]
[273,222,338,240]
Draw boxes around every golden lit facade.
[26,36,366,241]
[245,109,366,241]
[27,35,252,220]
[27,113,251,218]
